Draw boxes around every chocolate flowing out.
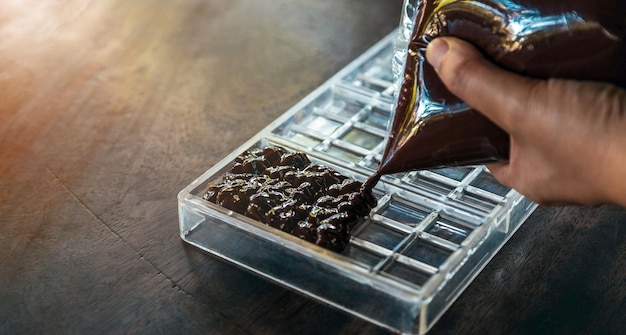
[363,0,626,192]
[203,146,377,252]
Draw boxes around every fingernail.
[426,38,449,71]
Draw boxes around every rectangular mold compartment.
[178,31,537,335]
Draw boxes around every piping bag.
[362,0,626,191]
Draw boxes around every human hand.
[425,36,626,207]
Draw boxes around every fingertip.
[425,38,449,71]
[426,37,485,71]
[425,37,493,104]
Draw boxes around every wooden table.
[1,1,625,334]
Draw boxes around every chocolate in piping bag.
[363,0,626,190]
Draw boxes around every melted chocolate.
[203,146,377,252]
[363,0,626,191]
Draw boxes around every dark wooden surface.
[1,1,625,334]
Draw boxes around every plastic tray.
[178,31,537,335]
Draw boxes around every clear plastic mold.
[178,31,536,334]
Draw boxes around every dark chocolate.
[203,146,377,252]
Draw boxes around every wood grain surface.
[1,1,624,334]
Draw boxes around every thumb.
[425,37,541,132]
